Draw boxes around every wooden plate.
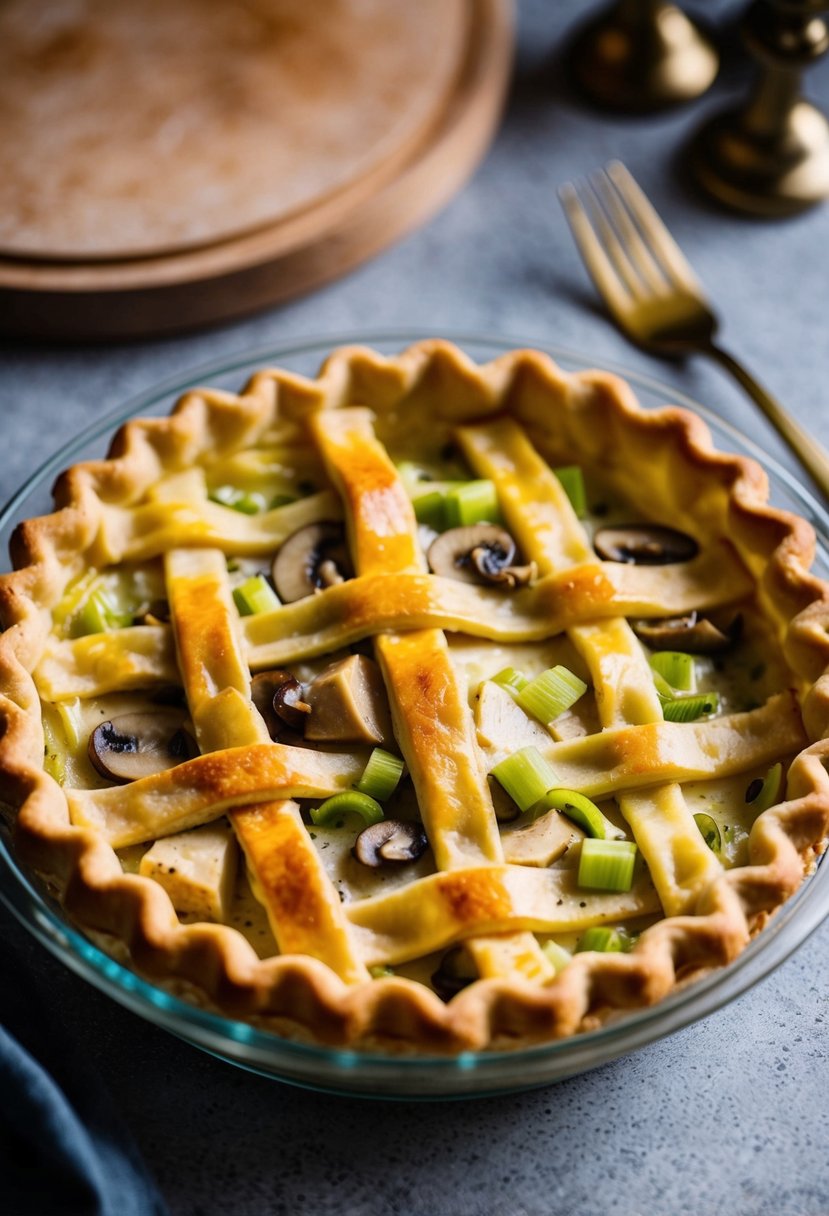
[0,0,512,339]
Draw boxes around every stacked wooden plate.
[0,0,512,338]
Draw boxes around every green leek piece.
[269,493,298,509]
[310,791,385,827]
[369,965,395,979]
[553,465,587,519]
[649,651,696,692]
[444,480,500,528]
[209,485,268,515]
[693,812,722,854]
[516,665,588,726]
[42,719,66,784]
[662,692,719,722]
[577,926,626,953]
[491,746,559,814]
[413,490,447,531]
[232,575,280,617]
[578,838,638,892]
[745,762,784,815]
[355,748,405,802]
[536,788,623,840]
[651,669,676,702]
[71,587,134,637]
[53,570,99,630]
[541,940,572,973]
[492,667,530,701]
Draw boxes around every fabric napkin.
[0,918,168,1216]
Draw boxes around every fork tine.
[590,170,667,296]
[558,183,632,319]
[605,162,703,293]
[578,179,650,299]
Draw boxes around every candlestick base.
[570,2,719,113]
[690,100,829,215]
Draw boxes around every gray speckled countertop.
[2,3,829,1213]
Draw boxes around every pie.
[1,340,828,1053]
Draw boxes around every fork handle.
[706,342,829,501]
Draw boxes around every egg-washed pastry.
[1,340,827,1052]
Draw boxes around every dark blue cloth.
[0,927,167,1216]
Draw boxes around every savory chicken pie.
[1,340,827,1052]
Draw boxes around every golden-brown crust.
[1,339,828,1052]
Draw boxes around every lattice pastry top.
[1,341,828,1052]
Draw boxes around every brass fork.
[559,161,829,500]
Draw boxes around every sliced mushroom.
[352,819,429,867]
[271,522,353,603]
[304,654,392,744]
[88,710,197,784]
[594,524,699,565]
[431,945,477,1001]
[630,611,742,654]
[427,525,536,588]
[250,670,311,739]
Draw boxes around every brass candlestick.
[570,0,719,113]
[690,0,829,215]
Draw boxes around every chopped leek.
[662,692,719,722]
[413,490,447,531]
[651,669,676,702]
[578,838,637,892]
[444,480,500,528]
[71,587,134,637]
[492,667,529,701]
[355,748,405,802]
[516,665,587,726]
[53,570,99,630]
[232,575,280,617]
[310,791,385,827]
[369,965,395,979]
[541,940,572,973]
[209,485,268,515]
[649,651,696,692]
[693,812,722,854]
[577,926,627,953]
[491,746,559,814]
[269,493,298,509]
[745,762,784,815]
[553,465,587,518]
[537,788,624,840]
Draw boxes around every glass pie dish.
[1,332,828,1098]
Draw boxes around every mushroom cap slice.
[630,612,741,654]
[304,654,392,744]
[430,945,477,1001]
[88,710,197,784]
[271,522,353,603]
[353,819,429,867]
[428,524,533,587]
[593,524,699,565]
[250,670,310,738]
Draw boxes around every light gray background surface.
[2,2,829,1213]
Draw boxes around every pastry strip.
[65,694,802,849]
[345,864,661,967]
[241,548,751,667]
[310,409,502,870]
[95,487,342,564]
[231,801,369,984]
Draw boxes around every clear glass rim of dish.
[2,329,827,1099]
